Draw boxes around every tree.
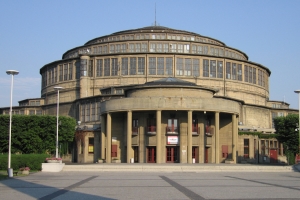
[0,115,76,155]
[274,114,299,163]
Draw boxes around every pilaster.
[156,110,161,163]
[106,113,112,163]
[215,112,220,164]
[127,111,132,163]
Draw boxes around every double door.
[147,147,156,163]
[166,147,179,163]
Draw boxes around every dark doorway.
[205,147,209,163]
[133,146,139,163]
[147,146,156,163]
[192,146,199,163]
[166,147,179,163]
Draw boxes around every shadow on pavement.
[0,173,114,200]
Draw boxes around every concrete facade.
[0,25,298,164]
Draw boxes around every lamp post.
[295,90,300,161]
[6,70,19,177]
[54,86,63,158]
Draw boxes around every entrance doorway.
[192,147,199,163]
[147,147,156,163]
[133,146,139,163]
[166,147,179,163]
[205,147,209,163]
[270,149,278,163]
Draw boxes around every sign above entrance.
[167,136,179,144]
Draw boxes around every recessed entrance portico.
[99,78,240,164]
[100,109,238,164]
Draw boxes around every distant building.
[1,26,297,164]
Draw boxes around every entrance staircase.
[62,163,299,172]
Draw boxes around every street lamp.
[54,86,63,158]
[294,90,300,161]
[6,70,19,177]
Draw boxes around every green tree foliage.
[0,115,76,155]
[274,114,299,158]
[238,131,277,139]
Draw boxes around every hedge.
[0,154,49,171]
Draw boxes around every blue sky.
[0,0,300,109]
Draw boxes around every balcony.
[205,127,214,136]
[166,126,178,134]
[192,126,199,135]
[132,127,138,136]
[147,126,156,135]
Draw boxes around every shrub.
[19,167,30,171]
[0,154,49,171]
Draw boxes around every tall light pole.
[54,86,63,158]
[295,90,300,161]
[6,70,19,177]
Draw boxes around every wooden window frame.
[244,139,249,159]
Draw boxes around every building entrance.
[133,146,138,163]
[192,146,199,163]
[147,147,156,163]
[205,147,209,163]
[270,149,278,163]
[166,147,179,163]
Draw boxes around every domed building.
[2,26,298,164]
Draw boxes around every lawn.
[0,170,8,180]
[0,170,36,180]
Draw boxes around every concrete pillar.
[139,114,146,163]
[101,115,106,160]
[127,111,132,163]
[106,113,112,163]
[156,110,161,163]
[93,131,100,163]
[215,112,220,164]
[232,114,237,163]
[84,134,88,163]
[79,55,90,98]
[187,110,193,164]
[199,114,205,163]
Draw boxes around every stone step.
[62,164,298,172]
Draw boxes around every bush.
[0,154,49,171]
[285,151,295,165]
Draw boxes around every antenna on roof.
[154,3,157,26]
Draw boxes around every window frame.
[244,138,249,159]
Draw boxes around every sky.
[0,0,300,109]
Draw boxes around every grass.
[0,170,37,181]
[0,170,8,180]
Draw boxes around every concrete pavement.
[1,170,300,200]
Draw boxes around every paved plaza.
[1,169,300,200]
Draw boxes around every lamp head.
[54,86,63,91]
[6,70,19,75]
[295,90,300,94]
